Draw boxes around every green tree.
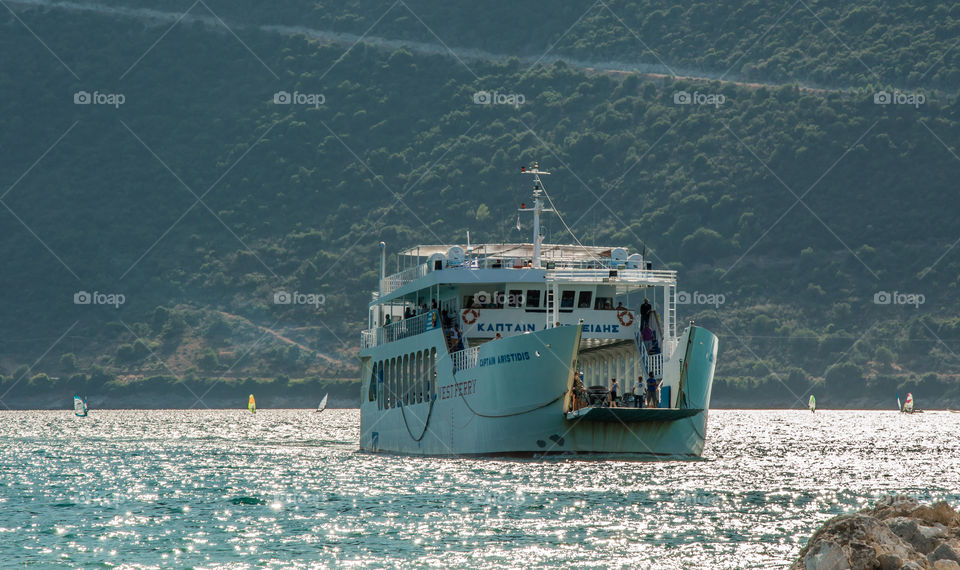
[59,353,78,373]
[198,349,220,372]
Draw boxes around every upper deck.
[375,242,676,304]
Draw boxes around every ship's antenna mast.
[518,162,553,269]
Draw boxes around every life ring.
[617,308,634,327]
[462,308,479,325]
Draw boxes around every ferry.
[358,163,718,456]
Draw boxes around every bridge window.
[595,296,614,310]
[525,289,541,308]
[560,290,576,308]
[578,291,593,309]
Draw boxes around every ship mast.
[519,162,553,268]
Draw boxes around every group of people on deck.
[573,371,662,409]
[383,299,439,328]
[609,374,662,408]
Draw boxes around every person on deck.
[609,378,619,407]
[572,373,587,411]
[632,382,640,408]
[641,326,655,348]
[645,372,660,408]
[640,298,652,329]
[383,314,392,327]
[494,332,502,340]
[453,327,464,351]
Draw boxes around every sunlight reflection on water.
[2,409,958,568]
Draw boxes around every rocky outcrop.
[792,496,960,570]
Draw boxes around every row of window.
[367,348,438,410]
[463,288,616,310]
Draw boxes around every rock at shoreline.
[792,496,960,570]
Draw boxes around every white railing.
[636,347,664,379]
[635,325,665,379]
[647,352,663,378]
[380,262,430,295]
[360,310,438,348]
[471,257,645,271]
[376,261,676,300]
[665,284,677,349]
[545,268,677,284]
[449,346,480,372]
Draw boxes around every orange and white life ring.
[617,308,634,327]
[462,308,479,325]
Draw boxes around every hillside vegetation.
[2,2,960,407]
[87,0,960,90]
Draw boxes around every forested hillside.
[75,0,960,90]
[2,1,960,408]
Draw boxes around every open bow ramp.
[566,406,703,422]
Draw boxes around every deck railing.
[377,261,677,298]
[380,262,430,295]
[647,352,663,378]
[360,311,438,348]
[449,346,480,372]
[545,268,676,284]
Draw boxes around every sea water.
[2,409,958,568]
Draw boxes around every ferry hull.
[359,325,718,457]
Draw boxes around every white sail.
[317,394,328,412]
[73,395,87,417]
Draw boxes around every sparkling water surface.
[3,409,959,568]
